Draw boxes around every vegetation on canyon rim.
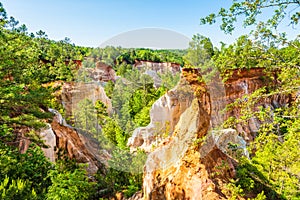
[0,0,299,199]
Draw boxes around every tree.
[184,34,214,67]
[0,142,53,198]
[95,100,109,126]
[0,176,37,200]
[200,0,300,34]
[74,99,98,136]
[46,167,95,200]
[0,3,96,199]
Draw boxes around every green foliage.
[184,34,222,84]
[134,106,151,127]
[223,179,245,200]
[158,71,180,90]
[222,83,300,199]
[95,100,109,126]
[102,117,126,148]
[115,48,185,66]
[96,149,146,198]
[0,176,37,200]
[200,0,300,34]
[104,80,115,99]
[74,98,98,135]
[110,69,167,137]
[0,2,86,132]
[251,119,300,199]
[0,142,53,198]
[116,63,133,76]
[214,36,262,72]
[88,46,125,66]
[0,4,95,200]
[253,191,267,200]
[201,2,300,198]
[184,34,214,67]
[46,166,95,200]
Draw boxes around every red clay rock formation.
[39,124,56,162]
[143,69,230,200]
[141,67,292,200]
[86,61,116,82]
[127,78,194,152]
[50,120,104,174]
[61,82,112,121]
[221,68,292,141]
[134,60,181,75]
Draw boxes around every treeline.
[86,47,186,67]
[115,48,185,66]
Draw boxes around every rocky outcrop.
[134,61,181,88]
[38,110,107,174]
[127,78,194,152]
[200,129,249,160]
[61,82,112,120]
[134,61,181,75]
[39,124,56,162]
[50,120,104,174]
[140,67,292,199]
[85,61,116,82]
[143,70,163,88]
[142,68,232,200]
[220,68,292,141]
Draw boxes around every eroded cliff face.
[50,120,104,174]
[142,68,235,200]
[39,111,107,174]
[128,78,194,152]
[61,82,112,120]
[85,61,116,82]
[134,61,181,75]
[220,68,292,141]
[141,68,292,200]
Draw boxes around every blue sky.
[1,0,299,48]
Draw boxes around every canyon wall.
[127,78,194,152]
[61,82,112,121]
[38,110,107,174]
[134,61,181,75]
[141,68,292,199]
[85,61,116,82]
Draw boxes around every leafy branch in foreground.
[200,0,300,33]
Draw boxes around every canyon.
[37,66,292,199]
[129,67,292,199]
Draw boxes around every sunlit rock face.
[61,82,112,120]
[143,70,162,88]
[140,68,293,199]
[143,69,228,200]
[38,110,106,174]
[39,124,56,162]
[127,78,194,152]
[134,61,181,75]
[134,61,181,88]
[85,61,116,82]
[221,68,292,141]
[61,62,115,121]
